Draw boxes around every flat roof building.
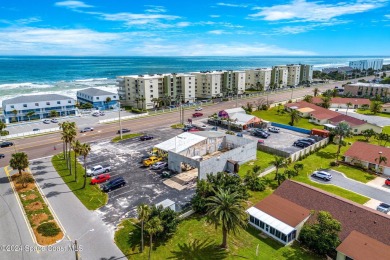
[349,59,383,71]
[77,87,118,110]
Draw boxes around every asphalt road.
[310,170,390,204]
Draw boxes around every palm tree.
[105,97,112,109]
[289,110,300,126]
[145,217,163,260]
[26,111,35,121]
[135,97,140,109]
[303,95,313,103]
[321,96,331,109]
[370,101,383,115]
[80,143,91,189]
[72,140,82,182]
[331,122,353,162]
[0,121,6,132]
[151,98,159,109]
[293,163,304,175]
[11,109,18,122]
[346,102,353,115]
[9,152,29,176]
[50,110,59,118]
[137,204,151,253]
[313,87,319,97]
[140,96,146,110]
[59,122,68,160]
[206,188,247,249]
[271,156,287,182]
[375,154,387,175]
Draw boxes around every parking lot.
[85,126,195,228]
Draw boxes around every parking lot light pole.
[118,101,123,140]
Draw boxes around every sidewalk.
[29,157,124,260]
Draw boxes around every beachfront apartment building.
[300,64,313,83]
[349,59,383,71]
[191,71,223,99]
[163,73,196,104]
[286,64,301,86]
[76,87,118,110]
[271,66,288,88]
[245,68,272,91]
[222,70,246,96]
[2,94,76,123]
[343,82,390,98]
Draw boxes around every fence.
[271,122,311,134]
[289,137,329,162]
[257,144,290,158]
[1,127,61,140]
[99,113,149,123]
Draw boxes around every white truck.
[86,165,111,177]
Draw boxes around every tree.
[271,156,287,184]
[244,170,266,191]
[12,109,18,122]
[345,102,353,115]
[293,163,304,175]
[26,111,35,121]
[375,133,389,146]
[0,121,6,132]
[289,110,300,126]
[50,110,59,118]
[303,95,313,103]
[361,129,376,142]
[137,204,151,253]
[140,96,146,110]
[206,188,247,249]
[375,154,387,174]
[370,101,382,115]
[145,217,163,260]
[105,97,112,109]
[135,97,140,109]
[80,143,91,189]
[9,152,29,176]
[72,140,82,182]
[299,211,341,255]
[313,88,319,97]
[284,169,297,179]
[321,96,331,109]
[331,122,353,162]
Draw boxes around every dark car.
[80,127,94,133]
[0,141,14,148]
[183,125,197,132]
[293,141,311,148]
[253,131,268,139]
[33,128,40,131]
[377,203,390,214]
[101,177,126,192]
[254,129,270,137]
[140,135,154,141]
[0,154,5,159]
[117,128,131,134]
[298,138,316,145]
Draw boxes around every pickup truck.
[86,165,111,176]
[143,156,163,167]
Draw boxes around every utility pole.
[118,101,122,140]
[74,239,79,260]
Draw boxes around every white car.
[43,119,51,124]
[312,171,332,181]
[151,162,167,170]
[51,118,58,123]
[268,127,280,133]
[195,107,203,111]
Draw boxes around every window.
[270,227,275,235]
[250,215,255,223]
[254,218,259,226]
[150,90,153,93]
[259,221,264,229]
[113,96,116,98]
[57,101,61,104]
[275,230,281,239]
[68,100,71,103]
[96,97,99,100]
[354,129,357,132]
[46,102,50,105]
[150,95,153,98]
[281,234,287,242]
[10,105,14,108]
[35,103,39,106]
[23,104,27,107]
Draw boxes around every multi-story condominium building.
[349,59,383,71]
[286,64,301,86]
[222,70,246,96]
[299,64,313,83]
[245,68,272,91]
[2,94,76,123]
[163,73,196,104]
[344,83,390,98]
[77,87,118,110]
[191,71,223,99]
[271,66,288,88]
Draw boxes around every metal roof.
[156,199,175,209]
[154,132,207,153]
[246,207,295,235]
[77,87,116,96]
[2,94,73,105]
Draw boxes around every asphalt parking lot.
[86,126,195,228]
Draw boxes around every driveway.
[310,170,390,204]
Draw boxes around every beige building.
[191,71,224,99]
[343,82,390,98]
[286,64,301,86]
[271,66,288,88]
[163,73,196,104]
[222,70,246,96]
[245,68,272,91]
[299,64,313,83]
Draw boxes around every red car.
[192,112,203,117]
[385,178,390,186]
[188,128,200,132]
[90,173,111,185]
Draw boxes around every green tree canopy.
[9,152,29,175]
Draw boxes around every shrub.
[0,130,9,136]
[261,104,269,110]
[16,174,34,188]
[330,161,339,167]
[225,130,235,135]
[222,98,229,101]
[37,222,61,237]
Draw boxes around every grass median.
[51,152,107,210]
[112,133,142,143]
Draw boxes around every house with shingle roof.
[247,180,390,258]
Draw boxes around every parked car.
[298,138,316,145]
[0,141,14,148]
[143,156,163,167]
[117,128,131,134]
[43,119,51,124]
[268,127,280,133]
[86,165,111,177]
[161,170,174,178]
[200,125,207,129]
[192,112,203,117]
[254,129,270,137]
[188,128,200,132]
[80,127,94,133]
[252,131,268,139]
[51,118,58,123]
[139,155,151,163]
[293,141,311,148]
[376,203,390,214]
[90,173,111,185]
[237,133,243,137]
[0,154,5,159]
[140,135,154,141]
[151,161,168,170]
[33,128,40,131]
[385,178,390,186]
[312,171,332,181]
[183,125,197,132]
[195,107,203,111]
[99,112,105,116]
[92,112,100,117]
[101,177,126,192]
[258,140,265,144]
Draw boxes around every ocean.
[0,56,389,106]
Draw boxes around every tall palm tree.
[140,96,146,110]
[12,109,18,122]
[105,97,112,110]
[80,143,91,189]
[206,188,247,249]
[346,102,353,115]
[145,217,163,260]
[59,122,69,160]
[370,101,383,115]
[313,87,319,97]
[135,97,140,109]
[375,154,387,175]
[331,122,353,162]
[9,152,29,176]
[0,121,6,132]
[271,156,287,181]
[137,203,151,253]
[289,110,300,126]
[72,140,82,182]
[26,111,35,121]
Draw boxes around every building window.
[150,90,153,93]
[250,215,255,223]
[270,227,275,235]
[23,104,27,107]
[150,95,153,98]
[281,234,287,242]
[259,221,264,229]
[35,103,39,106]
[57,101,61,104]
[275,230,281,239]
[254,218,259,226]
[354,129,357,132]
[68,100,71,103]
[96,97,99,100]
[113,96,116,98]
[46,102,50,105]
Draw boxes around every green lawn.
[252,107,324,130]
[171,123,184,129]
[115,216,323,260]
[238,150,275,177]
[382,126,390,134]
[355,109,390,118]
[51,153,107,210]
[112,133,142,143]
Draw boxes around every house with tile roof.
[344,141,390,175]
[380,103,390,113]
[328,114,382,134]
[247,180,390,259]
[311,97,370,109]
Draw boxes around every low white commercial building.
[77,87,118,110]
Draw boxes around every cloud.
[0,17,41,26]
[207,30,227,35]
[176,22,191,27]
[385,14,390,19]
[144,5,167,13]
[250,0,387,22]
[55,1,93,9]
[210,15,220,18]
[216,2,249,8]
[267,19,350,35]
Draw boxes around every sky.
[0,0,389,56]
